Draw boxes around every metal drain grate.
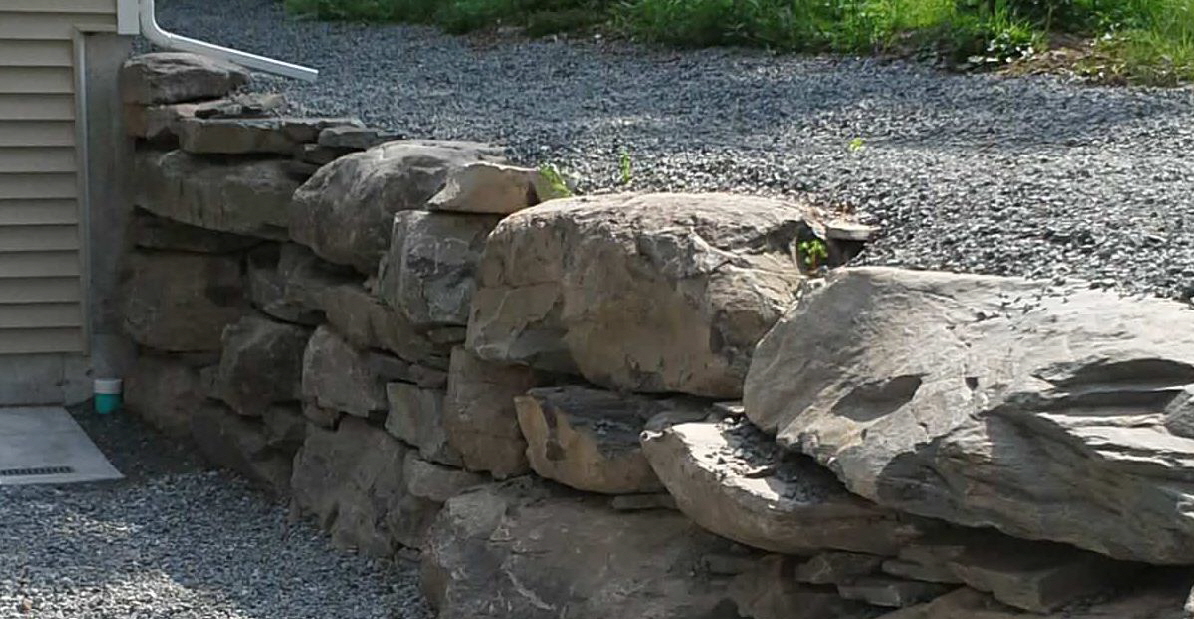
[0,465,76,477]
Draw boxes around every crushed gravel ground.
[0,407,429,619]
[156,0,1194,301]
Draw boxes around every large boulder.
[214,315,311,417]
[119,250,248,352]
[641,415,929,556]
[378,210,501,327]
[120,52,249,105]
[134,150,300,239]
[300,326,388,418]
[420,477,741,619]
[124,93,287,145]
[125,352,215,438]
[467,193,811,398]
[290,417,480,554]
[289,140,506,273]
[443,347,538,478]
[514,386,691,494]
[744,267,1194,564]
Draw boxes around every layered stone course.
[117,52,1194,619]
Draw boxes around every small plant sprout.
[799,239,830,272]
[538,162,574,198]
[848,138,865,152]
[618,149,633,185]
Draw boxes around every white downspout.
[138,0,319,82]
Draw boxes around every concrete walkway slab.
[0,407,122,485]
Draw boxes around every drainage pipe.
[138,0,319,82]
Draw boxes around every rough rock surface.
[246,243,358,325]
[467,193,810,398]
[641,416,929,556]
[134,150,299,239]
[796,552,886,585]
[838,578,953,608]
[129,209,262,253]
[125,353,214,438]
[214,315,310,417]
[178,117,362,155]
[378,210,501,327]
[745,267,1194,564]
[385,383,461,466]
[515,386,680,494]
[190,404,293,494]
[119,250,248,352]
[420,478,740,619]
[427,162,560,215]
[443,347,538,478]
[320,284,449,367]
[290,140,506,273]
[729,555,885,619]
[300,326,387,418]
[121,52,249,105]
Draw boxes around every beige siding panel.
[0,225,79,251]
[0,40,74,67]
[0,277,80,303]
[0,67,74,95]
[0,95,75,121]
[0,327,84,354]
[0,12,116,39]
[0,200,78,226]
[3,0,116,13]
[0,148,75,173]
[0,251,80,278]
[0,122,75,147]
[0,303,81,328]
[0,173,77,199]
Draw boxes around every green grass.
[284,0,1194,84]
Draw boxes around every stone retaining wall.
[117,52,1194,619]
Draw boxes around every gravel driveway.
[156,0,1194,299]
[0,408,428,619]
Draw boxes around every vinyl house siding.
[0,1,118,355]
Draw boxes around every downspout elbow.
[139,0,319,82]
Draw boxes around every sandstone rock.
[467,193,810,398]
[420,477,740,619]
[300,326,387,418]
[129,209,261,253]
[838,578,954,608]
[193,92,287,119]
[796,552,885,585]
[119,250,248,352]
[378,210,501,327]
[427,161,563,215]
[302,400,341,429]
[121,52,249,105]
[442,347,537,478]
[246,243,358,325]
[291,417,409,555]
[261,405,307,452]
[178,117,363,155]
[515,386,683,494]
[299,144,351,165]
[882,560,963,585]
[385,383,461,466]
[403,451,485,503]
[214,315,310,417]
[317,125,399,150]
[320,284,448,367]
[125,353,213,438]
[641,416,929,556]
[744,267,1194,564]
[125,93,286,144]
[190,404,292,494]
[730,555,885,619]
[134,149,299,239]
[290,140,506,273]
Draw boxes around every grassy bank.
[283,0,1194,84]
